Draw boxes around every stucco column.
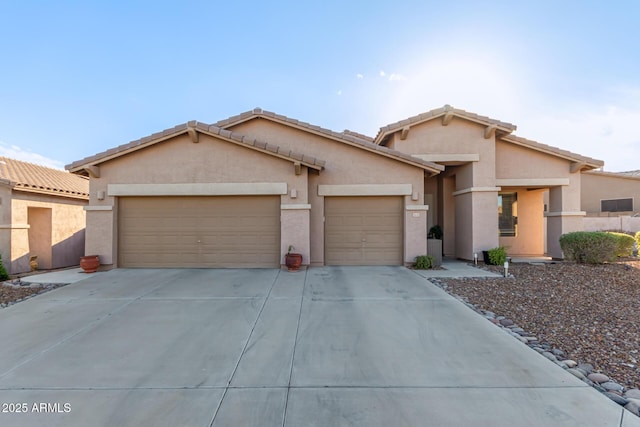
[546,172,585,259]
[280,204,311,266]
[453,188,500,260]
[84,207,115,265]
[405,204,429,264]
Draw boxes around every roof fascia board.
[222,114,443,174]
[375,112,514,145]
[501,136,603,168]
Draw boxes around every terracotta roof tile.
[501,135,604,169]
[375,104,517,142]
[213,109,443,173]
[67,122,327,173]
[0,157,89,199]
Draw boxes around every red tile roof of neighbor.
[0,157,89,199]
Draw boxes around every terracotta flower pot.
[80,255,100,273]
[285,253,303,271]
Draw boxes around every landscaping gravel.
[438,260,640,393]
[0,280,65,308]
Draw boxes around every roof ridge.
[374,104,517,142]
[213,109,443,173]
[0,156,89,198]
[501,134,603,168]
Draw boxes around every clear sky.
[1,1,638,171]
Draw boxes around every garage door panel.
[325,196,403,266]
[119,196,280,268]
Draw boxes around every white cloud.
[356,73,364,79]
[379,70,386,77]
[388,73,406,82]
[0,141,65,170]
[337,89,342,96]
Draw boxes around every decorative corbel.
[570,162,585,173]
[294,161,302,176]
[400,126,410,140]
[187,127,199,143]
[484,125,497,139]
[84,165,100,178]
[442,111,454,126]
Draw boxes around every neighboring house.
[66,105,603,268]
[582,170,640,216]
[0,157,89,274]
[581,170,640,233]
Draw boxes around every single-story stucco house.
[581,170,640,233]
[0,157,89,274]
[66,105,604,269]
[581,170,640,216]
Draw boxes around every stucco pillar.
[454,189,499,260]
[546,172,584,259]
[84,207,115,265]
[405,204,429,264]
[280,204,311,267]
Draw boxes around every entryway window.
[498,193,517,237]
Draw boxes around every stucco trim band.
[0,224,30,229]
[318,184,412,196]
[281,204,312,210]
[405,205,429,211]
[412,154,480,163]
[545,211,587,217]
[452,187,500,196]
[84,205,114,211]
[496,178,570,187]
[108,183,288,197]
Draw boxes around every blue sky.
[0,1,638,171]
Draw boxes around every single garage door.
[118,196,280,268]
[324,196,403,265]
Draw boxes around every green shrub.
[428,225,443,239]
[0,255,8,281]
[559,231,617,264]
[606,232,635,257]
[414,255,435,270]
[635,231,640,253]
[487,246,507,265]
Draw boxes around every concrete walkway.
[19,268,101,284]
[414,258,504,278]
[0,267,637,426]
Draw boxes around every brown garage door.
[324,196,403,265]
[118,196,280,268]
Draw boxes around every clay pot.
[80,255,100,273]
[284,253,303,271]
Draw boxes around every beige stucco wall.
[228,119,428,265]
[546,171,584,258]
[8,192,86,274]
[499,188,545,256]
[581,172,640,215]
[0,183,13,273]
[496,140,569,179]
[85,133,309,267]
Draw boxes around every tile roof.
[375,104,517,143]
[213,108,444,174]
[0,157,89,199]
[342,129,374,142]
[584,170,640,180]
[501,135,604,169]
[66,121,327,174]
[617,170,640,177]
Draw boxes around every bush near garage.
[559,232,618,264]
[414,255,435,269]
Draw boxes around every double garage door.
[118,195,403,268]
[118,196,280,268]
[324,196,403,265]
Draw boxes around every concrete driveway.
[0,267,636,426]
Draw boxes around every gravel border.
[431,261,640,418]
